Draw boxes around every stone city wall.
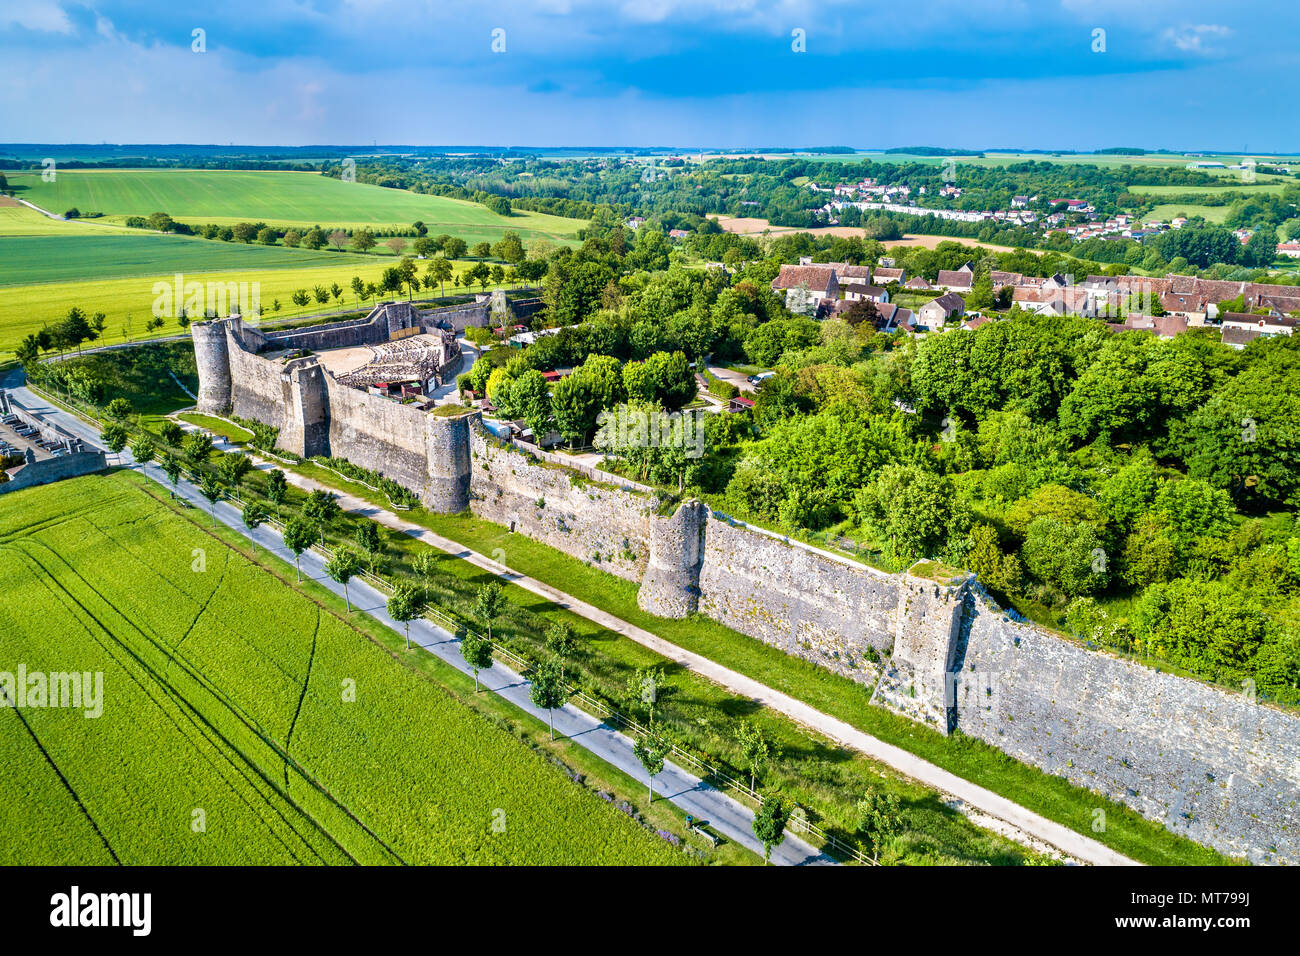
[469,426,654,582]
[951,589,1300,865]
[697,513,899,684]
[192,312,1300,862]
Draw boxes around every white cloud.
[0,1,73,33]
[1162,23,1231,54]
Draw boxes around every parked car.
[746,371,775,385]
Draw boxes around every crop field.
[1141,203,1231,224]
[0,473,685,865]
[5,169,585,244]
[0,235,379,287]
[1126,182,1290,196]
[0,261,501,363]
[0,200,135,236]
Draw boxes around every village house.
[840,282,890,304]
[872,266,905,285]
[916,292,966,328]
[1221,326,1262,349]
[935,262,975,292]
[1159,292,1213,326]
[1220,312,1297,338]
[772,264,839,299]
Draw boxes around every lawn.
[6,169,584,246]
[178,412,252,443]
[0,473,688,866]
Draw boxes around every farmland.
[0,235,379,287]
[0,472,686,865]
[0,199,134,236]
[5,169,585,244]
[1141,203,1232,224]
[0,261,497,363]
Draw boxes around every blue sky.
[1,0,1296,150]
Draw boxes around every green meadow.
[0,234,377,287]
[1141,203,1232,224]
[6,169,584,245]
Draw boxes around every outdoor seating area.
[1,410,86,460]
[0,391,107,494]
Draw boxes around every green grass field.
[0,261,504,363]
[0,234,379,287]
[1127,182,1290,196]
[0,473,686,865]
[6,169,584,245]
[0,201,135,236]
[1142,203,1231,224]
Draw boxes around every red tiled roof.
[772,264,837,292]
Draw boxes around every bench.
[689,823,721,848]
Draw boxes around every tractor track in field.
[167,548,231,664]
[12,539,362,865]
[283,609,320,790]
[21,522,411,865]
[0,700,121,865]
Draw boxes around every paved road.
[3,372,830,866]
[229,436,1140,866]
[707,364,758,394]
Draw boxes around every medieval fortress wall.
[192,309,1300,863]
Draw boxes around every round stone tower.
[424,409,474,513]
[638,499,706,618]
[191,320,232,414]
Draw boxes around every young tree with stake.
[460,628,494,692]
[161,453,183,498]
[473,581,505,641]
[355,521,383,571]
[302,489,341,545]
[753,791,790,865]
[128,434,156,466]
[735,720,773,793]
[242,501,268,556]
[197,471,224,526]
[282,516,316,582]
[101,423,129,461]
[633,732,672,805]
[854,786,902,863]
[387,580,425,650]
[528,657,569,740]
[412,549,440,599]
[326,547,363,612]
[265,468,288,517]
